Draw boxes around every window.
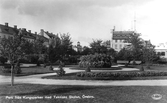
[157,52,166,56]
[161,52,165,56]
[157,52,161,55]
[120,44,122,49]
[115,44,117,49]
[115,40,117,43]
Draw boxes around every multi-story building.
[0,23,17,38]
[111,28,134,52]
[0,22,49,45]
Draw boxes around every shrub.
[79,54,112,68]
[85,67,91,72]
[55,64,65,76]
[0,66,11,73]
[1,63,22,74]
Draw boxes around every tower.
[110,26,115,48]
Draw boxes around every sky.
[0,0,167,46]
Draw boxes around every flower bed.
[76,71,167,78]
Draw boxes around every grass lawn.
[0,84,167,103]
[0,66,55,76]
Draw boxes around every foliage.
[89,39,108,54]
[54,61,65,76]
[0,30,26,85]
[21,40,34,55]
[142,47,158,64]
[45,33,76,64]
[81,46,92,55]
[116,48,133,62]
[126,33,144,61]
[79,54,112,68]
[0,56,7,64]
[0,63,21,74]
[0,34,24,63]
[76,71,167,78]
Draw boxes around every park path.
[0,66,167,86]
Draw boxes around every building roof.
[155,43,167,50]
[45,31,55,38]
[0,23,35,39]
[21,30,36,39]
[112,31,134,40]
[0,24,16,35]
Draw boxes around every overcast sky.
[0,0,167,46]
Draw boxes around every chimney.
[5,23,8,27]
[41,29,44,36]
[35,32,37,35]
[113,26,115,31]
[28,30,31,33]
[14,25,17,29]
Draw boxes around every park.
[0,28,167,103]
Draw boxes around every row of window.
[114,44,123,49]
[0,35,6,38]
[113,40,127,43]
[157,52,166,56]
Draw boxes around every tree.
[90,39,108,54]
[32,36,47,66]
[107,48,117,57]
[126,33,143,63]
[116,48,133,66]
[59,33,73,61]
[81,46,91,55]
[142,46,159,69]
[0,56,7,64]
[0,30,24,86]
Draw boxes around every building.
[0,22,49,45]
[0,23,17,38]
[111,28,134,52]
[73,41,83,52]
[155,43,167,60]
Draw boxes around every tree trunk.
[11,64,14,86]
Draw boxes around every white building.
[111,28,134,52]
[155,43,167,60]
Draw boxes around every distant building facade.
[111,28,134,52]
[73,41,83,52]
[0,22,49,46]
[155,43,167,60]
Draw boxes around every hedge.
[76,71,167,78]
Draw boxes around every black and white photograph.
[0,0,167,103]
